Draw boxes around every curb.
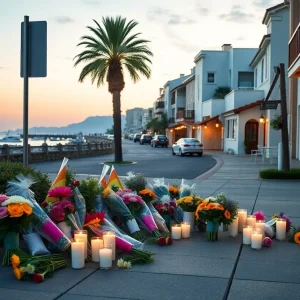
[194,156,224,180]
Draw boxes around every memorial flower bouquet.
[176,196,203,212]
[124,172,147,192]
[152,178,171,204]
[179,179,195,198]
[215,193,239,225]
[168,186,180,200]
[289,226,300,244]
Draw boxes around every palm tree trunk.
[112,91,123,162]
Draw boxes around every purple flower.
[0,194,9,204]
[253,211,266,221]
[0,207,8,219]
[280,215,291,232]
[279,212,285,217]
[263,237,272,248]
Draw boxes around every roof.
[168,121,194,129]
[223,100,264,116]
[249,34,271,67]
[194,115,219,126]
[171,74,195,92]
[262,2,289,24]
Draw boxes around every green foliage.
[0,161,51,203]
[213,87,231,99]
[66,169,76,187]
[260,169,300,179]
[147,113,168,134]
[216,193,238,225]
[78,177,103,213]
[124,173,147,192]
[106,126,114,134]
[270,115,282,130]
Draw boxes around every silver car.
[172,138,203,156]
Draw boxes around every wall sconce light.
[215,120,220,128]
[259,114,265,123]
[204,124,207,129]
[170,129,173,132]
[192,126,195,129]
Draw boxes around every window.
[226,119,237,139]
[265,53,268,80]
[229,70,231,88]
[254,69,257,88]
[207,72,215,83]
[261,58,264,83]
[238,72,254,89]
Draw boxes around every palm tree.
[74,17,153,162]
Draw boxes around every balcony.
[154,101,164,115]
[168,117,175,124]
[176,110,195,121]
[289,23,300,77]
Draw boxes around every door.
[245,120,259,153]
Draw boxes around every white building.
[125,107,144,133]
[142,108,152,130]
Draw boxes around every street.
[32,139,217,179]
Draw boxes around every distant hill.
[1,115,126,135]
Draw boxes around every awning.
[194,115,219,126]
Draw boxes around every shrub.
[0,161,51,203]
[260,169,300,179]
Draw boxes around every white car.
[107,135,114,140]
[172,138,203,156]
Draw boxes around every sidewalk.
[1,153,300,300]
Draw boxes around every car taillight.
[183,144,190,147]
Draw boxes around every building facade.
[125,107,144,133]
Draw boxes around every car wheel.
[172,148,175,155]
[154,143,157,148]
[179,149,184,156]
[198,153,203,157]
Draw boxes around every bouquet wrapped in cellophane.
[179,179,195,198]
[152,178,171,203]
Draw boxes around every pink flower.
[48,186,72,199]
[0,207,8,219]
[263,237,272,248]
[49,205,65,222]
[169,202,176,208]
[0,194,9,203]
[253,211,266,221]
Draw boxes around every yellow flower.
[103,188,111,198]
[11,254,20,268]
[294,232,300,244]
[184,197,193,203]
[7,204,24,218]
[20,267,27,273]
[13,267,23,280]
[22,203,33,216]
[272,214,279,219]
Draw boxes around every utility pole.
[279,63,290,171]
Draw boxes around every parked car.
[107,135,114,140]
[133,133,141,143]
[128,134,134,140]
[151,135,169,147]
[140,134,152,144]
[172,138,203,156]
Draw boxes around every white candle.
[91,237,103,262]
[171,224,181,240]
[256,221,265,238]
[181,222,190,238]
[71,239,85,269]
[243,225,253,245]
[238,209,247,232]
[246,215,256,228]
[276,218,286,241]
[103,231,116,260]
[228,217,239,237]
[99,247,112,269]
[251,230,263,250]
[74,230,88,259]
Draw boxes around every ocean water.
[0,137,70,147]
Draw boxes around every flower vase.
[162,214,171,230]
[57,221,72,240]
[206,221,219,241]
[183,211,195,231]
[2,231,26,265]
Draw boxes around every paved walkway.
[1,152,300,299]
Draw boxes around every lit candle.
[243,225,253,245]
[91,237,103,262]
[181,222,191,238]
[251,229,263,250]
[103,231,116,260]
[71,239,85,269]
[238,209,247,232]
[228,217,239,237]
[99,247,112,269]
[74,230,88,259]
[171,224,182,240]
[246,215,256,228]
[255,221,265,238]
[276,218,286,241]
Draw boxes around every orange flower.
[207,203,217,210]
[169,186,179,194]
[103,188,111,198]
[139,189,156,199]
[216,205,224,211]
[84,218,101,228]
[183,196,193,203]
[224,210,231,219]
[21,203,33,216]
[11,254,20,268]
[294,232,300,244]
[13,267,23,280]
[198,202,208,210]
[7,204,24,218]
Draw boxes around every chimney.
[180,74,185,77]
[159,88,163,95]
[191,67,195,74]
[222,44,232,51]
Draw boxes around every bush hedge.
[260,168,300,180]
[0,161,51,203]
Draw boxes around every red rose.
[158,237,166,246]
[50,205,65,222]
[71,180,80,187]
[163,203,169,207]
[169,202,176,208]
[32,273,44,283]
[168,207,175,215]
[166,237,173,245]
[41,202,48,208]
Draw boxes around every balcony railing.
[168,117,175,124]
[176,110,195,120]
[289,23,300,67]
[155,101,164,109]
[171,92,175,105]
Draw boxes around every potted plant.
[270,115,282,130]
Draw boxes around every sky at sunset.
[0,0,281,131]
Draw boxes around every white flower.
[205,196,216,202]
[26,264,35,274]
[117,259,132,269]
[117,259,124,268]
[20,267,26,273]
[160,195,171,204]
[123,261,132,269]
[1,195,33,207]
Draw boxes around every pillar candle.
[71,239,85,269]
[91,237,103,262]
[228,217,239,237]
[103,231,116,260]
[74,230,88,259]
[246,215,256,228]
[251,230,263,250]
[243,225,253,245]
[255,221,265,238]
[276,219,286,241]
[99,247,112,269]
[238,209,247,232]
[181,222,190,238]
[171,224,181,240]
